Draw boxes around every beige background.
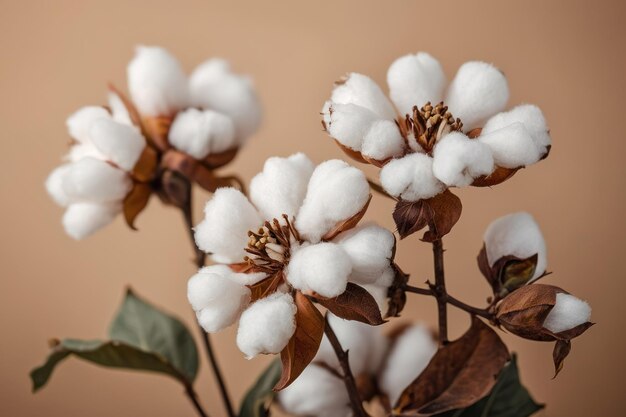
[1,0,624,416]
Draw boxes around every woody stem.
[402,285,493,320]
[431,238,449,345]
[324,314,370,417]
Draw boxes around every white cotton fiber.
[189,58,262,142]
[478,122,542,168]
[278,364,350,417]
[187,265,251,333]
[387,52,446,117]
[194,188,262,264]
[127,46,189,117]
[361,281,390,315]
[108,92,134,126]
[236,293,297,358]
[249,153,315,220]
[483,104,551,154]
[432,132,494,187]
[331,73,397,120]
[484,212,547,281]
[168,108,236,159]
[445,61,509,129]
[379,324,437,405]
[66,106,111,143]
[45,164,72,207]
[323,101,378,151]
[66,142,107,163]
[62,158,132,203]
[295,160,370,243]
[286,242,351,298]
[62,202,121,240]
[380,153,445,202]
[361,119,406,160]
[543,293,591,334]
[335,224,395,285]
[89,118,146,171]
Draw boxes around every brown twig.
[323,314,370,417]
[431,238,449,345]
[403,285,493,320]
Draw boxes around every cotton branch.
[431,238,449,344]
[403,285,493,320]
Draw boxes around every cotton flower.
[323,52,551,202]
[188,153,396,360]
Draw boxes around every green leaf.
[239,359,282,417]
[109,288,199,382]
[434,354,544,417]
[30,339,191,392]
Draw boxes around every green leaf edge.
[238,359,282,417]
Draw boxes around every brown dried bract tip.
[405,101,463,153]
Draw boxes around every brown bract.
[477,244,540,297]
[312,283,385,325]
[394,317,510,416]
[392,190,462,241]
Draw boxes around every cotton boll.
[249,153,314,220]
[335,224,395,284]
[483,104,551,153]
[331,73,397,120]
[445,61,509,129]
[278,364,350,417]
[543,293,592,334]
[432,132,494,187]
[286,242,351,298]
[478,123,542,168]
[323,101,378,151]
[194,188,262,263]
[169,108,236,159]
[62,202,121,240]
[295,160,370,242]
[361,119,406,160]
[66,106,111,143]
[108,92,134,126]
[387,52,446,117]
[379,324,437,405]
[45,164,72,207]
[189,58,262,141]
[127,46,189,117]
[66,142,107,163]
[484,212,547,281]
[236,293,297,358]
[89,118,146,171]
[62,158,132,203]
[380,153,445,202]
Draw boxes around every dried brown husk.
[386,264,410,318]
[321,194,372,241]
[312,283,385,325]
[392,190,462,241]
[122,183,152,230]
[477,244,539,296]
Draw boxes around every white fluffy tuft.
[478,122,542,168]
[249,153,315,220]
[62,158,132,203]
[331,73,396,120]
[484,212,547,281]
[361,119,405,160]
[168,108,236,159]
[89,118,146,171]
[445,61,509,129]
[46,164,72,207]
[62,202,121,240]
[432,132,494,187]
[482,104,551,155]
[194,188,262,264]
[295,160,370,243]
[236,293,297,358]
[66,106,111,143]
[107,92,134,126]
[380,153,445,202]
[543,293,591,334]
[387,52,446,117]
[127,46,189,117]
[323,101,378,151]
[286,242,351,298]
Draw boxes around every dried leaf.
[395,317,509,416]
[386,264,410,318]
[471,166,519,187]
[143,115,173,151]
[123,183,152,230]
[393,190,462,241]
[321,194,372,241]
[203,147,239,169]
[131,145,158,183]
[274,292,324,391]
[552,339,571,378]
[313,283,385,325]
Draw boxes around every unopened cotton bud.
[387,52,446,117]
[189,58,262,141]
[543,293,592,334]
[379,324,437,404]
[62,158,132,203]
[194,188,262,263]
[62,202,121,240]
[432,131,494,187]
[445,61,509,129]
[361,119,405,160]
[335,224,395,285]
[249,153,314,220]
[484,212,547,281]
[296,160,370,243]
[286,242,351,298]
[482,104,551,154]
[380,153,445,202]
[89,118,146,171]
[127,46,189,117]
[66,106,111,143]
[236,292,297,358]
[331,73,397,120]
[168,108,236,159]
[478,122,542,168]
[323,101,378,151]
[45,164,72,207]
